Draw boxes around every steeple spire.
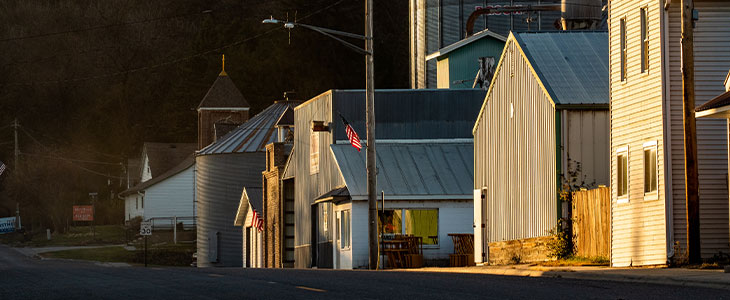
[219,54,227,76]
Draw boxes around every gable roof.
[198,101,301,155]
[197,75,250,110]
[330,142,473,200]
[120,154,194,196]
[473,31,609,134]
[426,29,507,61]
[513,31,609,106]
[143,142,197,178]
[234,187,263,226]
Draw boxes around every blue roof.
[198,101,299,155]
[330,142,474,200]
[513,31,609,105]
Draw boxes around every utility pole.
[681,0,701,264]
[13,118,18,169]
[365,0,378,270]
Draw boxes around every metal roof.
[426,29,507,61]
[330,142,473,200]
[513,31,609,105]
[198,101,300,155]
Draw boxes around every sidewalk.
[396,264,730,290]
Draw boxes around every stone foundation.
[488,236,552,265]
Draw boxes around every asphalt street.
[0,245,727,300]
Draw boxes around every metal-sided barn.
[472,31,609,264]
[292,89,485,269]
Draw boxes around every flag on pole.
[339,114,362,152]
[0,161,5,176]
[251,209,264,232]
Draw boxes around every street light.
[263,3,378,270]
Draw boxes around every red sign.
[73,205,94,221]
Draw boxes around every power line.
[0,0,348,87]
[20,152,122,166]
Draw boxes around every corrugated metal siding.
[196,153,265,267]
[333,90,485,141]
[609,0,668,267]
[426,0,439,88]
[564,110,610,187]
[668,2,730,257]
[293,92,345,268]
[473,41,558,242]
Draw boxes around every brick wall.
[262,142,288,268]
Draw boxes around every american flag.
[251,209,263,232]
[0,161,5,176]
[340,114,362,151]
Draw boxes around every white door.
[334,213,341,269]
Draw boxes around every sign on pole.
[0,217,16,234]
[72,205,94,221]
[140,221,152,236]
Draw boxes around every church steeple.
[219,54,227,76]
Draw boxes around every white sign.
[0,217,15,234]
[140,221,152,236]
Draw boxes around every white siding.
[668,1,730,258]
[125,194,143,221]
[143,166,196,223]
[609,0,668,267]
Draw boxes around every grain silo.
[196,100,299,267]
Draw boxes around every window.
[620,17,627,81]
[643,141,658,197]
[379,209,439,245]
[136,197,138,210]
[322,205,329,236]
[141,197,144,209]
[340,210,350,249]
[640,7,649,73]
[617,147,629,203]
[310,131,319,174]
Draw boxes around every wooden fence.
[571,186,610,258]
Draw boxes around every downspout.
[661,0,675,262]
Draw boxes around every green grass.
[41,246,135,263]
[40,243,195,266]
[0,225,129,247]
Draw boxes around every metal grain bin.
[196,100,299,267]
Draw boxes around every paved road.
[1,245,727,299]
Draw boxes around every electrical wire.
[0,0,348,87]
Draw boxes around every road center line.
[296,286,326,293]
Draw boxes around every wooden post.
[681,0,701,264]
[365,0,378,270]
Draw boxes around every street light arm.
[262,18,370,55]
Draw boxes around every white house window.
[617,147,629,203]
[640,7,649,73]
[136,197,139,210]
[340,210,350,249]
[379,209,439,245]
[643,141,658,197]
[620,17,627,81]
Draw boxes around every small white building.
[121,142,196,224]
[234,187,264,268]
[323,142,474,269]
